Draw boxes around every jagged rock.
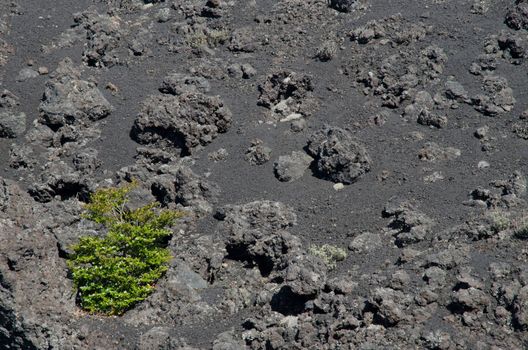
[423,267,447,289]
[326,275,356,295]
[202,0,226,19]
[216,201,301,275]
[159,73,211,96]
[156,8,171,23]
[466,172,526,208]
[72,148,100,173]
[423,247,467,270]
[497,31,527,60]
[125,263,216,327]
[150,163,219,214]
[27,161,93,203]
[421,331,454,350]
[328,0,358,13]
[445,80,468,100]
[390,270,411,291]
[306,126,371,184]
[131,92,232,155]
[0,179,86,349]
[0,89,19,109]
[240,64,257,79]
[274,151,313,182]
[166,262,208,301]
[404,91,434,120]
[353,42,446,108]
[513,285,528,330]
[137,327,174,350]
[348,231,382,252]
[208,148,229,162]
[451,287,490,313]
[349,14,427,45]
[244,139,272,166]
[492,171,527,197]
[39,58,113,129]
[513,117,528,139]
[0,177,25,214]
[229,63,257,79]
[257,71,314,114]
[0,110,26,138]
[9,144,36,169]
[124,185,157,213]
[212,331,245,350]
[0,90,26,138]
[418,142,460,162]
[383,201,434,247]
[283,254,328,298]
[228,27,257,53]
[506,1,528,30]
[367,287,411,326]
[128,27,153,57]
[73,9,123,67]
[471,75,515,116]
[417,111,448,128]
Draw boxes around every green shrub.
[487,210,511,233]
[308,244,347,270]
[67,182,182,315]
[514,215,528,240]
[185,29,229,49]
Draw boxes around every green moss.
[308,244,347,270]
[67,181,182,315]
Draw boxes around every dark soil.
[1,0,528,349]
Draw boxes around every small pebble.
[478,160,490,169]
[333,183,345,191]
[475,126,489,139]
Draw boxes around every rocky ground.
[1,0,528,349]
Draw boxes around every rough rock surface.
[244,139,272,166]
[131,90,232,156]
[39,58,113,129]
[306,126,371,184]
[2,0,528,349]
[274,151,313,182]
[0,110,25,138]
[0,89,26,138]
[257,70,316,118]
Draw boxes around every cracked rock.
[39,58,113,129]
[244,139,272,166]
[274,151,313,182]
[131,91,232,155]
[306,126,371,184]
